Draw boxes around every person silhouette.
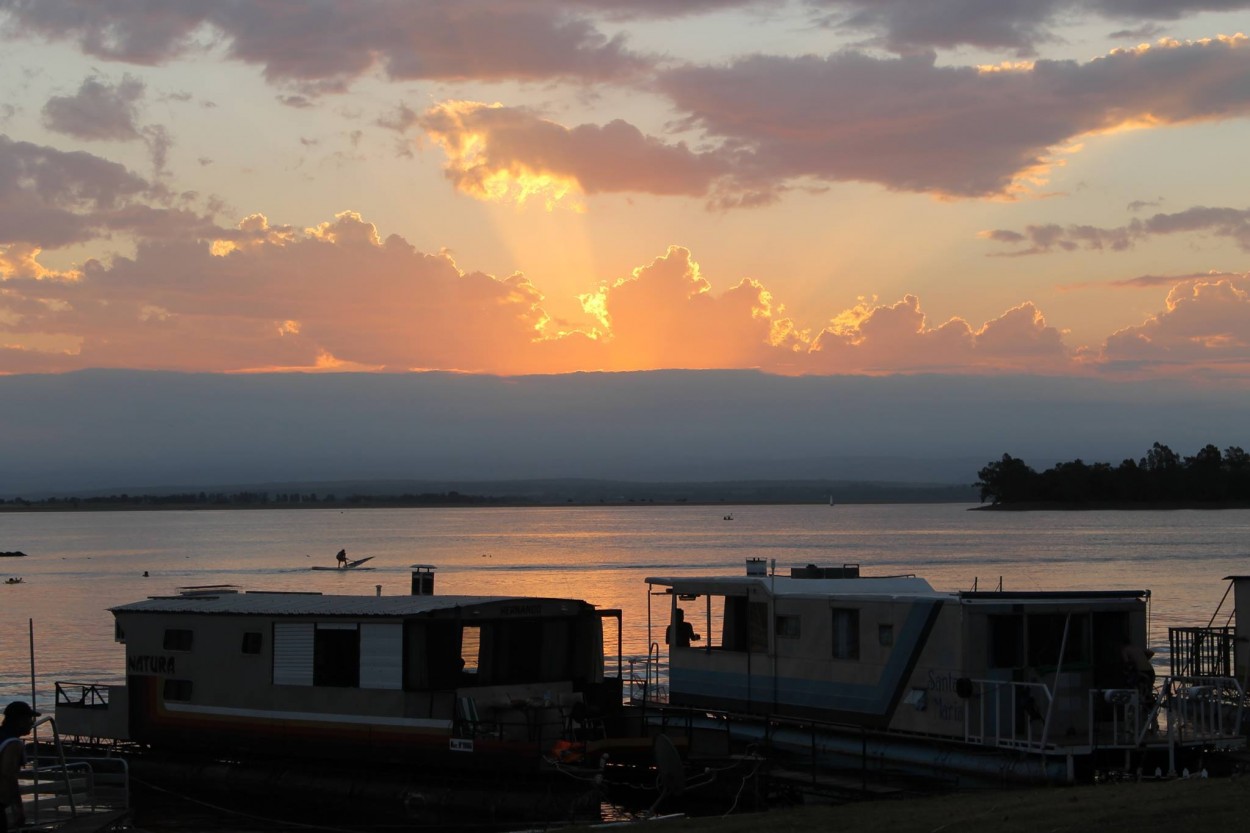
[336,549,348,568]
[1,701,39,832]
[665,608,700,648]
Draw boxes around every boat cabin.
[60,569,622,769]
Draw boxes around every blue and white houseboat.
[641,560,1244,785]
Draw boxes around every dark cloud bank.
[0,369,1245,497]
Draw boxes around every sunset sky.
[2,1,1249,381]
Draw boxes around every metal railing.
[1162,675,1244,744]
[627,646,668,706]
[54,681,112,708]
[18,715,129,828]
[1168,627,1234,678]
[963,679,1054,750]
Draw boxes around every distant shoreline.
[0,497,976,513]
[0,480,979,512]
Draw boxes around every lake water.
[3,503,1250,706]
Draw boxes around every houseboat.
[640,560,1245,785]
[56,566,623,774]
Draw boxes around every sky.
[1,0,1248,381]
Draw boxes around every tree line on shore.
[0,490,506,509]
[976,442,1250,505]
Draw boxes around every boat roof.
[111,593,582,617]
[647,575,1148,605]
[646,575,945,599]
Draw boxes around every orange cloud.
[6,210,1250,382]
[809,297,1069,373]
[1100,278,1250,373]
[580,246,790,370]
[419,101,732,209]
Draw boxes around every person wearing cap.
[1,701,39,832]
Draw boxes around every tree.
[976,454,1038,504]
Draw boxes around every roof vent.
[410,564,436,595]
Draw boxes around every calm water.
[3,503,1250,705]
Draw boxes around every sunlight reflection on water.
[3,504,1249,702]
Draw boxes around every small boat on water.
[637,558,1246,785]
[0,550,28,557]
[5,576,23,584]
[310,555,375,570]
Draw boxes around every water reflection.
[3,504,1248,702]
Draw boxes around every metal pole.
[1039,613,1072,754]
[29,619,41,822]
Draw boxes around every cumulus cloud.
[419,101,733,208]
[1100,279,1250,370]
[4,199,1246,379]
[41,75,145,141]
[0,1,645,89]
[0,211,571,373]
[0,134,152,248]
[0,213,1086,377]
[986,205,1250,254]
[657,35,1250,199]
[426,32,1250,209]
[0,136,261,255]
[578,246,793,370]
[808,296,1070,373]
[815,0,1250,55]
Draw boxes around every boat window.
[313,625,360,687]
[479,619,562,684]
[718,598,769,652]
[461,625,482,676]
[1027,613,1089,668]
[404,620,462,690]
[879,624,894,647]
[748,603,769,652]
[831,608,860,660]
[988,615,1023,668]
[163,628,193,652]
[776,615,801,639]
[163,679,193,701]
[720,597,748,651]
[241,632,263,654]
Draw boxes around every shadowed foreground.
[669,776,1250,833]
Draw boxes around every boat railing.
[627,646,669,706]
[20,715,130,828]
[1167,627,1234,677]
[1159,674,1244,745]
[55,681,112,708]
[1087,687,1148,747]
[53,681,130,743]
[963,678,1054,751]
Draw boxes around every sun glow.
[422,100,586,211]
[477,167,584,212]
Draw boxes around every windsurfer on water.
[336,548,348,568]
